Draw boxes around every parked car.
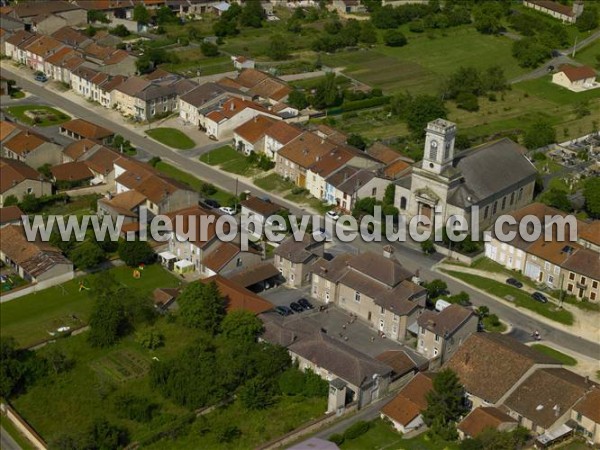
[219,206,236,215]
[34,73,48,82]
[298,298,314,310]
[289,302,304,313]
[326,210,340,221]
[506,278,523,289]
[201,199,220,209]
[274,306,293,316]
[532,292,548,303]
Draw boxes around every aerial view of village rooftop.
[0,0,599,449]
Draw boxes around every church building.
[394,119,537,231]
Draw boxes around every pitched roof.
[13,1,81,19]
[23,35,63,57]
[3,130,47,155]
[367,142,408,165]
[347,251,413,287]
[417,304,476,338]
[227,262,280,288]
[0,158,42,193]
[573,387,600,424]
[60,119,114,140]
[115,76,151,97]
[381,373,434,426]
[179,82,229,108]
[51,26,90,47]
[99,189,146,216]
[457,407,517,438]
[274,234,322,264]
[248,77,291,102]
[375,350,418,377]
[445,333,560,403]
[308,147,357,178]
[98,74,126,92]
[164,205,222,247]
[153,287,180,308]
[559,64,597,82]
[50,161,93,181]
[207,97,271,122]
[505,368,596,429]
[235,68,270,89]
[525,0,574,17]
[264,120,302,145]
[561,247,600,281]
[202,242,241,273]
[80,146,119,175]
[63,138,99,160]
[5,29,34,47]
[202,275,274,315]
[0,206,24,225]
[0,121,19,141]
[234,115,277,143]
[579,221,600,247]
[278,131,338,169]
[384,159,411,178]
[240,195,283,217]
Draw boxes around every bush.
[201,42,220,57]
[148,156,162,167]
[456,92,479,112]
[383,29,407,47]
[110,24,130,37]
[114,393,158,422]
[344,420,371,440]
[200,182,217,195]
[117,239,154,267]
[329,434,345,445]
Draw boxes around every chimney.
[383,245,393,259]
[230,102,234,111]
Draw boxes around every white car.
[326,210,340,221]
[219,206,236,215]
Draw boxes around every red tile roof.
[458,407,517,438]
[381,373,434,426]
[0,158,43,194]
[3,130,47,155]
[50,161,93,181]
[60,119,114,140]
[234,115,277,143]
[559,64,597,82]
[202,275,274,315]
[0,206,24,225]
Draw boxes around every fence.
[0,271,75,303]
[0,403,47,449]
[433,243,485,266]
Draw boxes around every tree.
[347,133,367,150]
[577,6,598,32]
[423,368,468,441]
[278,368,306,396]
[87,418,129,450]
[240,0,265,28]
[3,195,19,207]
[405,94,447,135]
[312,73,342,109]
[424,279,447,299]
[239,376,276,410]
[200,41,220,57]
[459,427,530,450]
[540,188,572,212]
[421,239,436,255]
[524,120,556,149]
[0,337,27,398]
[288,90,309,110]
[473,2,505,34]
[136,327,165,350]
[178,282,226,334]
[114,393,158,422]
[267,34,289,61]
[88,294,128,348]
[156,6,177,25]
[583,177,600,218]
[383,183,395,206]
[87,9,110,24]
[221,310,263,343]
[383,29,407,47]
[110,24,130,37]
[84,25,97,37]
[133,4,150,25]
[484,65,507,92]
[19,194,42,213]
[214,424,241,443]
[69,241,105,270]
[512,37,551,68]
[456,92,479,112]
[45,348,73,375]
[359,21,378,44]
[117,239,154,266]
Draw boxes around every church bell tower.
[421,119,456,175]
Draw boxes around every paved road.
[0,426,22,450]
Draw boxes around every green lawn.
[482,316,507,333]
[40,194,101,217]
[574,39,600,68]
[514,75,600,105]
[199,146,257,175]
[5,105,71,127]
[531,344,578,366]
[442,270,574,325]
[0,415,35,450]
[0,265,181,348]
[154,161,236,206]
[145,128,196,150]
[254,173,297,192]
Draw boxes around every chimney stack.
[383,245,394,259]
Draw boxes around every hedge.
[327,96,391,115]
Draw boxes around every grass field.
[162,51,233,77]
[146,128,196,150]
[574,39,600,68]
[199,146,257,175]
[531,344,578,366]
[0,265,181,348]
[442,270,574,325]
[5,105,70,127]
[253,173,330,213]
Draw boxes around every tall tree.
[220,310,263,343]
[178,282,226,334]
[524,120,556,149]
[117,239,154,267]
[583,177,600,218]
[423,369,468,441]
[133,4,150,25]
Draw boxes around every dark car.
[298,298,314,310]
[506,278,523,289]
[532,292,548,303]
[201,199,220,209]
[289,302,304,313]
[275,306,293,316]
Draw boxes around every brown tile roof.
[0,121,19,141]
[0,224,71,277]
[24,35,63,58]
[457,407,517,438]
[558,64,597,82]
[218,77,244,90]
[315,124,347,145]
[202,242,241,273]
[5,30,34,47]
[248,77,291,102]
[227,262,280,288]
[375,350,417,377]
[445,333,560,404]
[44,46,78,66]
[51,26,89,47]
[71,65,99,81]
[278,131,338,169]
[60,119,114,140]
[417,304,476,337]
[0,158,42,193]
[381,373,434,426]
[104,49,129,65]
[274,234,323,264]
[348,251,413,287]
[234,115,277,143]
[3,130,47,155]
[527,239,582,266]
[367,142,411,165]
[115,76,151,97]
[525,0,574,17]
[81,146,119,175]
[264,120,302,145]
[384,159,411,178]
[13,1,81,19]
[505,368,596,429]
[62,54,85,71]
[165,205,222,247]
[50,161,93,182]
[240,195,283,217]
[99,74,126,93]
[235,68,270,89]
[153,287,180,308]
[99,189,146,216]
[202,275,274,315]
[579,221,600,247]
[82,42,113,61]
[208,97,271,122]
[573,387,600,424]
[309,147,356,178]
[0,206,24,225]
[561,247,600,281]
[63,138,99,160]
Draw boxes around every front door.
[420,204,432,226]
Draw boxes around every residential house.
[82,43,136,76]
[201,275,274,315]
[380,373,434,433]
[552,65,598,92]
[416,304,478,366]
[69,65,101,100]
[222,68,291,105]
[367,142,413,180]
[22,35,64,72]
[50,161,93,187]
[375,349,423,388]
[78,145,120,185]
[579,221,600,253]
[0,206,24,227]
[240,195,284,238]
[44,47,82,83]
[523,0,584,23]
[0,224,74,283]
[91,74,127,108]
[560,248,600,302]
[59,118,115,145]
[227,262,282,292]
[9,1,86,31]
[274,234,324,287]
[178,82,248,127]
[3,30,36,62]
[325,166,389,212]
[444,333,561,409]
[571,388,600,445]
[0,158,51,206]
[311,249,427,342]
[232,55,255,70]
[332,0,366,14]
[1,128,62,167]
[233,115,278,155]
[200,242,262,278]
[263,120,302,160]
[203,97,279,139]
[457,407,518,439]
[51,26,92,48]
[261,313,393,410]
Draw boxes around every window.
[501,197,507,210]
[26,187,33,194]
[380,307,384,315]
[325,292,330,302]
[433,348,439,356]
[484,206,489,219]
[419,339,424,348]
[435,334,440,342]
[554,266,560,275]
[510,192,515,205]
[591,292,596,301]
[581,276,587,285]
[592,281,598,289]
[444,142,451,159]
[393,314,399,322]
[429,140,438,160]
[400,197,407,210]
[236,258,242,267]
[569,272,575,280]
[548,275,554,285]
[544,261,551,271]
[372,187,377,197]
[576,412,582,422]
[354,291,361,303]
[492,202,498,215]
[419,326,425,335]
[313,285,317,295]
[567,283,574,292]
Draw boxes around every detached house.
[311,249,427,342]
[0,158,52,206]
[552,64,598,92]
[2,128,62,167]
[59,118,114,145]
[203,97,279,139]
[178,81,249,127]
[380,372,434,433]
